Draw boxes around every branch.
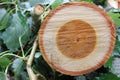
[26,37,46,80]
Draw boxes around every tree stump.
[38,2,116,76]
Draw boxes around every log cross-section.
[38,2,116,76]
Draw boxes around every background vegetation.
[0,0,120,80]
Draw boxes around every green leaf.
[51,0,64,9]
[13,58,29,80]
[104,57,113,68]
[33,56,53,78]
[107,12,120,26]
[0,37,2,52]
[34,52,41,58]
[0,14,10,30]
[0,57,11,70]
[0,36,2,45]
[95,72,120,80]
[0,8,10,30]
[113,36,120,55]
[17,11,27,28]
[29,0,49,6]
[1,11,31,51]
[19,2,31,9]
[0,8,6,21]
[0,72,6,80]
[0,0,9,2]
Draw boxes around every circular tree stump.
[38,2,116,76]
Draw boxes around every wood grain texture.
[38,2,116,76]
[56,19,96,59]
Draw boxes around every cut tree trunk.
[38,2,116,76]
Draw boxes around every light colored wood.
[38,2,116,76]
[34,4,44,15]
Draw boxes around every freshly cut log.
[38,2,116,76]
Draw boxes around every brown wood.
[38,2,116,76]
[34,4,44,15]
[56,19,96,59]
